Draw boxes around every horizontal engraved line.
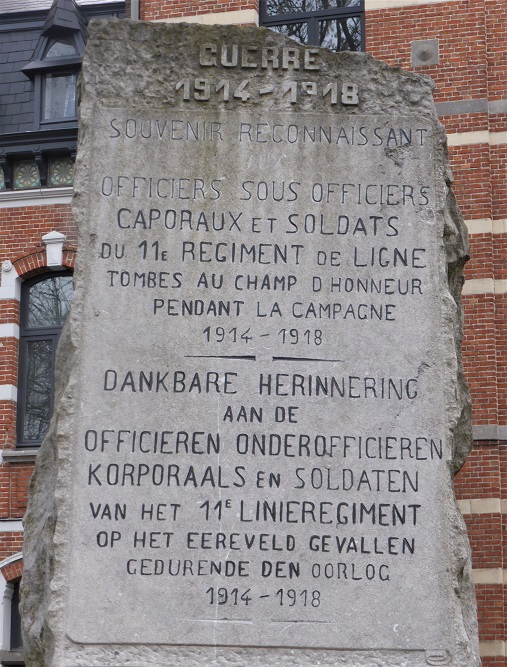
[271,619,334,624]
[185,355,256,361]
[192,618,253,623]
[272,357,343,363]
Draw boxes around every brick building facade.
[0,0,505,663]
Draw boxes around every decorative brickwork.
[1,556,23,583]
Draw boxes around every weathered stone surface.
[22,19,479,667]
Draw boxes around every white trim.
[462,279,507,295]
[42,230,66,268]
[0,553,22,652]
[479,641,506,658]
[1,449,37,463]
[490,131,507,145]
[0,579,12,650]
[0,386,17,403]
[0,264,20,302]
[465,218,507,235]
[0,554,22,570]
[457,498,502,514]
[447,130,506,146]
[0,187,72,208]
[0,324,19,339]
[0,523,23,533]
[472,568,503,585]
[0,552,23,651]
[366,0,459,8]
[153,9,259,25]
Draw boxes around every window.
[259,0,364,52]
[9,582,21,652]
[44,39,77,59]
[17,273,73,447]
[22,33,83,129]
[13,161,40,190]
[42,72,77,121]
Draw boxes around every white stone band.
[0,324,19,339]
[447,130,507,146]
[153,9,259,25]
[462,279,507,295]
[479,641,506,658]
[0,187,73,208]
[0,386,17,402]
[466,218,507,235]
[0,522,23,533]
[366,0,460,9]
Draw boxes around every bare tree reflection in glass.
[270,21,309,43]
[320,17,361,51]
[23,340,53,441]
[27,275,72,327]
[262,0,363,51]
[18,274,73,445]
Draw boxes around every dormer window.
[21,0,87,130]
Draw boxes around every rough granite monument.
[21,19,480,667]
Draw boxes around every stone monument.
[22,20,480,667]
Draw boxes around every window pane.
[319,17,362,51]
[23,340,53,442]
[0,167,5,191]
[45,39,77,58]
[49,157,74,187]
[42,73,76,120]
[10,582,22,650]
[13,160,40,189]
[270,22,309,43]
[266,0,317,13]
[266,0,360,13]
[27,276,73,328]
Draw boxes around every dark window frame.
[40,70,78,124]
[22,32,83,131]
[16,271,73,448]
[259,1,365,52]
[9,580,22,651]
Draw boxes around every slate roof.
[0,0,124,137]
[0,26,40,134]
[42,0,88,35]
[0,0,123,14]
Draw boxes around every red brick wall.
[0,202,77,567]
[0,204,76,260]
[141,0,258,21]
